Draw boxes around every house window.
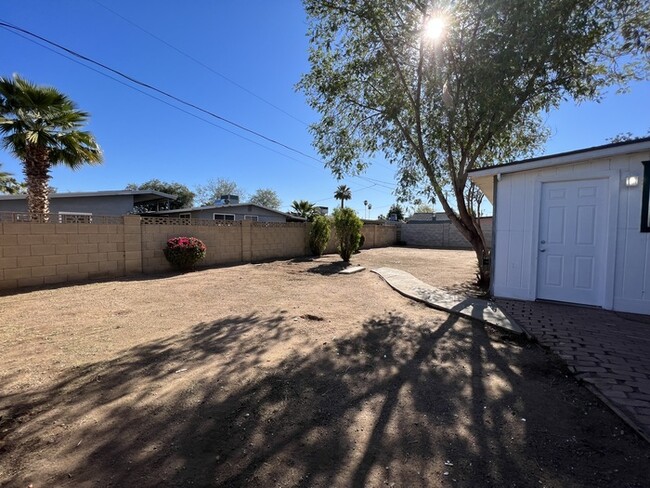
[179,213,191,219]
[58,212,92,224]
[213,213,235,221]
[642,161,650,232]
[244,215,259,221]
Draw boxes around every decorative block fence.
[0,214,398,291]
[399,217,493,249]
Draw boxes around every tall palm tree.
[334,184,352,208]
[291,199,318,220]
[0,74,102,215]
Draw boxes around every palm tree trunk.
[24,145,52,217]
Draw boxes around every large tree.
[195,178,246,206]
[387,203,405,221]
[334,184,352,208]
[126,179,195,210]
[250,188,281,209]
[0,75,102,215]
[299,0,648,285]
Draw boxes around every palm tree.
[291,199,318,220]
[334,184,352,208]
[0,75,102,215]
[0,164,25,194]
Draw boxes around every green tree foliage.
[299,0,648,285]
[126,179,195,211]
[607,130,650,143]
[333,207,363,262]
[292,199,319,220]
[195,178,246,206]
[334,184,352,208]
[413,203,434,214]
[0,165,26,194]
[250,188,281,209]
[309,214,331,256]
[387,204,405,221]
[0,74,102,215]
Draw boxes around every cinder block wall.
[251,222,306,261]
[141,220,244,273]
[0,217,398,291]
[399,217,492,249]
[0,216,138,290]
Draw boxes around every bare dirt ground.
[0,248,648,487]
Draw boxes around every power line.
[0,19,399,193]
[0,20,320,162]
[3,28,325,174]
[92,0,309,127]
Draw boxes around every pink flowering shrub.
[163,236,207,270]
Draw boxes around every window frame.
[642,161,650,232]
[178,213,191,220]
[213,213,235,221]
[243,215,259,221]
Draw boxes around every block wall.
[0,217,398,291]
[400,217,493,249]
[0,216,139,290]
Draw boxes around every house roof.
[469,137,650,203]
[150,202,307,221]
[408,212,435,221]
[0,189,177,202]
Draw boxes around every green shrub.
[309,214,331,256]
[333,207,363,262]
[359,234,365,248]
[163,236,206,270]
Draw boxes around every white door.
[537,179,607,306]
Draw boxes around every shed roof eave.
[469,137,650,179]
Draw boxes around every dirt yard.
[0,248,648,487]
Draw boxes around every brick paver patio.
[498,299,650,442]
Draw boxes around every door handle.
[540,249,546,253]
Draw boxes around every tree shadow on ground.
[1,312,649,487]
[305,261,350,275]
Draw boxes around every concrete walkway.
[372,267,522,334]
[498,299,650,443]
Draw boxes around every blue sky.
[1,0,648,218]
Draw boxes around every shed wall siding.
[493,152,650,314]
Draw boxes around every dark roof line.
[468,136,650,173]
[150,202,305,220]
[0,190,178,200]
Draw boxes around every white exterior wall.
[492,151,650,314]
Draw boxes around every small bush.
[333,207,363,262]
[163,236,206,270]
[309,215,331,256]
[359,234,365,248]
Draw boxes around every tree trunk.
[439,196,491,288]
[23,145,52,218]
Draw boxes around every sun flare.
[424,16,446,41]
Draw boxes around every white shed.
[469,137,650,315]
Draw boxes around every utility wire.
[0,20,399,194]
[3,27,323,173]
[92,0,309,126]
[0,20,319,162]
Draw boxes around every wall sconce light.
[625,175,639,187]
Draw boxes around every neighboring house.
[469,137,650,315]
[408,212,435,223]
[151,203,306,223]
[0,190,177,220]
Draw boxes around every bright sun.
[423,16,446,41]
